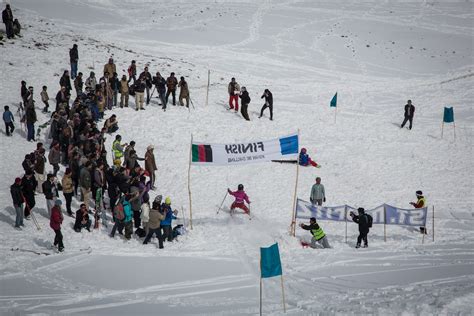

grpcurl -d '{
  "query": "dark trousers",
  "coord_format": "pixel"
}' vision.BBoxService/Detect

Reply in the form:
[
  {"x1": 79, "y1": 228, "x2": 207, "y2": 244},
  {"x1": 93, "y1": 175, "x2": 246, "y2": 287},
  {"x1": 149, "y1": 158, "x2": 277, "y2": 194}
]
[
  {"x1": 5, "y1": 121, "x2": 14, "y2": 136},
  {"x1": 43, "y1": 100, "x2": 49, "y2": 112},
  {"x1": 241, "y1": 103, "x2": 250, "y2": 121},
  {"x1": 357, "y1": 231, "x2": 368, "y2": 246},
  {"x1": 143, "y1": 228, "x2": 164, "y2": 248},
  {"x1": 259, "y1": 104, "x2": 273, "y2": 120},
  {"x1": 5, "y1": 21, "x2": 14, "y2": 38},
  {"x1": 63, "y1": 192, "x2": 73, "y2": 215},
  {"x1": 51, "y1": 163, "x2": 59, "y2": 177},
  {"x1": 133, "y1": 210, "x2": 141, "y2": 229},
  {"x1": 401, "y1": 116, "x2": 413, "y2": 129},
  {"x1": 161, "y1": 225, "x2": 173, "y2": 242},
  {"x1": 24, "y1": 198, "x2": 34, "y2": 217},
  {"x1": 166, "y1": 90, "x2": 176, "y2": 105},
  {"x1": 54, "y1": 229, "x2": 64, "y2": 250},
  {"x1": 146, "y1": 86, "x2": 151, "y2": 105},
  {"x1": 26, "y1": 123, "x2": 35, "y2": 141},
  {"x1": 158, "y1": 91, "x2": 166, "y2": 109},
  {"x1": 110, "y1": 221, "x2": 124, "y2": 237},
  {"x1": 71, "y1": 62, "x2": 78, "y2": 79}
]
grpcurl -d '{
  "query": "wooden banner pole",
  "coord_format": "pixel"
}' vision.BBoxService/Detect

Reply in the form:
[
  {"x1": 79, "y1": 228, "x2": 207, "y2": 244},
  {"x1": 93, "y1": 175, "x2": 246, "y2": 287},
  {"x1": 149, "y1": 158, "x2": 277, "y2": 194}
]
[
  {"x1": 259, "y1": 255, "x2": 262, "y2": 316},
  {"x1": 383, "y1": 204, "x2": 387, "y2": 242},
  {"x1": 290, "y1": 129, "x2": 300, "y2": 236},
  {"x1": 205, "y1": 69, "x2": 210, "y2": 107},
  {"x1": 441, "y1": 121, "x2": 444, "y2": 139},
  {"x1": 432, "y1": 205, "x2": 435, "y2": 242},
  {"x1": 345, "y1": 205, "x2": 348, "y2": 243},
  {"x1": 188, "y1": 134, "x2": 193, "y2": 230},
  {"x1": 281, "y1": 275, "x2": 287, "y2": 313},
  {"x1": 453, "y1": 122, "x2": 456, "y2": 140},
  {"x1": 334, "y1": 107, "x2": 337, "y2": 124}
]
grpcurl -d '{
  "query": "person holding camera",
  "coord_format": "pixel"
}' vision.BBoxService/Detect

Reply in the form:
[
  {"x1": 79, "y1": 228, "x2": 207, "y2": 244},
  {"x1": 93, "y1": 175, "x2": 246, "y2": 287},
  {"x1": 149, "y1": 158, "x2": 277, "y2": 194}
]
[
  {"x1": 299, "y1": 217, "x2": 331, "y2": 248},
  {"x1": 350, "y1": 208, "x2": 371, "y2": 248},
  {"x1": 139, "y1": 66, "x2": 153, "y2": 105},
  {"x1": 258, "y1": 89, "x2": 273, "y2": 120}
]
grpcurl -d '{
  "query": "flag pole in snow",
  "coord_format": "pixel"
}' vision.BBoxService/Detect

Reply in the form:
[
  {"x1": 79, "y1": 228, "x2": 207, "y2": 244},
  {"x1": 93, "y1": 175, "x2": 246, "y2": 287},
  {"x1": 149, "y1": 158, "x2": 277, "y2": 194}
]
[
  {"x1": 432, "y1": 205, "x2": 435, "y2": 242},
  {"x1": 205, "y1": 69, "x2": 210, "y2": 107},
  {"x1": 290, "y1": 129, "x2": 300, "y2": 236},
  {"x1": 383, "y1": 204, "x2": 387, "y2": 242},
  {"x1": 441, "y1": 107, "x2": 455, "y2": 140},
  {"x1": 330, "y1": 92, "x2": 338, "y2": 123},
  {"x1": 344, "y1": 205, "x2": 348, "y2": 243},
  {"x1": 188, "y1": 134, "x2": 193, "y2": 230},
  {"x1": 260, "y1": 243, "x2": 286, "y2": 314}
]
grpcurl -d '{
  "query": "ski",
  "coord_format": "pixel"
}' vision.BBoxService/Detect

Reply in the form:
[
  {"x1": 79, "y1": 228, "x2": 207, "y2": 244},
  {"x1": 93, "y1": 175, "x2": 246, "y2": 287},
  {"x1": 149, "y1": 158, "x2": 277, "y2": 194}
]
[{"x1": 11, "y1": 248, "x2": 52, "y2": 256}]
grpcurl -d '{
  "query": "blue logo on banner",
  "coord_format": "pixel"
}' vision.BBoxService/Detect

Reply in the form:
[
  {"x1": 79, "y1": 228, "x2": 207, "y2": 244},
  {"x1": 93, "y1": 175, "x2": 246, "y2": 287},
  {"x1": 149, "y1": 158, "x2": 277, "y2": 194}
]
[{"x1": 279, "y1": 135, "x2": 298, "y2": 155}]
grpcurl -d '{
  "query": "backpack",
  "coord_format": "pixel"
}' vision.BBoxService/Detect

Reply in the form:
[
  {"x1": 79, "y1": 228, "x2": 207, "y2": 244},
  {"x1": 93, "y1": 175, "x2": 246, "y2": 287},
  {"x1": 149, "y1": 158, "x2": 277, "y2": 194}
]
[
  {"x1": 113, "y1": 203, "x2": 125, "y2": 221},
  {"x1": 366, "y1": 214, "x2": 373, "y2": 228}
]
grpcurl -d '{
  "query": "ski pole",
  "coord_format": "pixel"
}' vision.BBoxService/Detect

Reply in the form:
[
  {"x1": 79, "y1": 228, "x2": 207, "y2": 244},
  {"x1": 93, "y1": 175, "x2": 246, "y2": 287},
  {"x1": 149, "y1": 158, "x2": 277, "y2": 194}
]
[
  {"x1": 189, "y1": 96, "x2": 195, "y2": 109},
  {"x1": 23, "y1": 196, "x2": 41, "y2": 230},
  {"x1": 217, "y1": 191, "x2": 228, "y2": 214},
  {"x1": 150, "y1": 86, "x2": 156, "y2": 99}
]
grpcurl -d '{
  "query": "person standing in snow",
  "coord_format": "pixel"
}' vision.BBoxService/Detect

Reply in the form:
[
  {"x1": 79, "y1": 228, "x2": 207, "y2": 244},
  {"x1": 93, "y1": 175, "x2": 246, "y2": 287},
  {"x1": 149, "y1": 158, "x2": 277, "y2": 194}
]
[
  {"x1": 239, "y1": 86, "x2": 251, "y2": 121},
  {"x1": 69, "y1": 44, "x2": 79, "y2": 79},
  {"x1": 42, "y1": 173, "x2": 59, "y2": 217},
  {"x1": 79, "y1": 161, "x2": 92, "y2": 210},
  {"x1": 144, "y1": 145, "x2": 157, "y2": 189},
  {"x1": 178, "y1": 76, "x2": 190, "y2": 107},
  {"x1": 25, "y1": 88, "x2": 37, "y2": 142},
  {"x1": 166, "y1": 72, "x2": 178, "y2": 106},
  {"x1": 50, "y1": 199, "x2": 64, "y2": 252},
  {"x1": 133, "y1": 76, "x2": 146, "y2": 111},
  {"x1": 21, "y1": 171, "x2": 37, "y2": 219},
  {"x1": 228, "y1": 77, "x2": 240, "y2": 111},
  {"x1": 3, "y1": 105, "x2": 15, "y2": 136},
  {"x1": 299, "y1": 148, "x2": 321, "y2": 168},
  {"x1": 410, "y1": 190, "x2": 427, "y2": 234},
  {"x1": 85, "y1": 71, "x2": 97, "y2": 91},
  {"x1": 401, "y1": 99, "x2": 415, "y2": 130},
  {"x1": 2, "y1": 4, "x2": 14, "y2": 39},
  {"x1": 34, "y1": 147, "x2": 46, "y2": 193},
  {"x1": 74, "y1": 72, "x2": 83, "y2": 96},
  {"x1": 139, "y1": 67, "x2": 153, "y2": 105},
  {"x1": 61, "y1": 168, "x2": 74, "y2": 217},
  {"x1": 310, "y1": 177, "x2": 326, "y2": 206},
  {"x1": 119, "y1": 75, "x2": 129, "y2": 108},
  {"x1": 160, "y1": 197, "x2": 178, "y2": 242},
  {"x1": 350, "y1": 208, "x2": 371, "y2": 248},
  {"x1": 112, "y1": 135, "x2": 127, "y2": 167},
  {"x1": 227, "y1": 184, "x2": 251, "y2": 215},
  {"x1": 300, "y1": 217, "x2": 331, "y2": 248},
  {"x1": 143, "y1": 198, "x2": 167, "y2": 248},
  {"x1": 152, "y1": 72, "x2": 167, "y2": 109},
  {"x1": 48, "y1": 142, "x2": 61, "y2": 177},
  {"x1": 40, "y1": 86, "x2": 50, "y2": 113},
  {"x1": 127, "y1": 60, "x2": 137, "y2": 83},
  {"x1": 59, "y1": 70, "x2": 72, "y2": 96},
  {"x1": 11, "y1": 177, "x2": 24, "y2": 228},
  {"x1": 103, "y1": 58, "x2": 116, "y2": 80},
  {"x1": 258, "y1": 89, "x2": 273, "y2": 120}
]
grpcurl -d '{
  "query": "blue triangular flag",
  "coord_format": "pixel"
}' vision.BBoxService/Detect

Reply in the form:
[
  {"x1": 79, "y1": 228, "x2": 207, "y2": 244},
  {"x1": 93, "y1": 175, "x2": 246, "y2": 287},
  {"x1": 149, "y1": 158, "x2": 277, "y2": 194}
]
[
  {"x1": 330, "y1": 92, "x2": 337, "y2": 107},
  {"x1": 260, "y1": 243, "x2": 282, "y2": 278},
  {"x1": 443, "y1": 107, "x2": 454, "y2": 123}
]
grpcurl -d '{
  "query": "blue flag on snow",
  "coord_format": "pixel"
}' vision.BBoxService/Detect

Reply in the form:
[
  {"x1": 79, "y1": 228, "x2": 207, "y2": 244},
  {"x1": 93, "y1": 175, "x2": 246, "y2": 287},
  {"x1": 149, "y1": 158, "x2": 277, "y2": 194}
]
[
  {"x1": 260, "y1": 243, "x2": 282, "y2": 278},
  {"x1": 443, "y1": 107, "x2": 454, "y2": 123},
  {"x1": 330, "y1": 92, "x2": 337, "y2": 107}
]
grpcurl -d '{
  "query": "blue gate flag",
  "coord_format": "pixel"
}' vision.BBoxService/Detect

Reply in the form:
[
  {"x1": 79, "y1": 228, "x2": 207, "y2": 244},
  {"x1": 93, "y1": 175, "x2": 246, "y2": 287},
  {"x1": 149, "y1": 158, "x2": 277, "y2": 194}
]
[
  {"x1": 260, "y1": 243, "x2": 282, "y2": 278},
  {"x1": 443, "y1": 107, "x2": 454, "y2": 123},
  {"x1": 330, "y1": 92, "x2": 337, "y2": 107}
]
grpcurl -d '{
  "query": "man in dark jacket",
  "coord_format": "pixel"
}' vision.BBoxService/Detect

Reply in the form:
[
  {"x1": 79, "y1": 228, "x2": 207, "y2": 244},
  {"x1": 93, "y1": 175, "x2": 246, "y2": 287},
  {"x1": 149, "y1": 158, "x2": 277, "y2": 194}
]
[
  {"x1": 165, "y1": 72, "x2": 178, "y2": 106},
  {"x1": 239, "y1": 87, "x2": 251, "y2": 121},
  {"x1": 139, "y1": 67, "x2": 153, "y2": 105},
  {"x1": 2, "y1": 4, "x2": 14, "y2": 39},
  {"x1": 350, "y1": 208, "x2": 370, "y2": 248},
  {"x1": 74, "y1": 72, "x2": 83, "y2": 96},
  {"x1": 69, "y1": 44, "x2": 79, "y2": 79},
  {"x1": 11, "y1": 178, "x2": 24, "y2": 228},
  {"x1": 152, "y1": 72, "x2": 167, "y2": 109},
  {"x1": 59, "y1": 70, "x2": 72, "y2": 96},
  {"x1": 42, "y1": 174, "x2": 58, "y2": 217},
  {"x1": 25, "y1": 96, "x2": 37, "y2": 142},
  {"x1": 401, "y1": 99, "x2": 415, "y2": 130},
  {"x1": 74, "y1": 204, "x2": 91, "y2": 232},
  {"x1": 21, "y1": 171, "x2": 37, "y2": 219},
  {"x1": 259, "y1": 89, "x2": 273, "y2": 120}
]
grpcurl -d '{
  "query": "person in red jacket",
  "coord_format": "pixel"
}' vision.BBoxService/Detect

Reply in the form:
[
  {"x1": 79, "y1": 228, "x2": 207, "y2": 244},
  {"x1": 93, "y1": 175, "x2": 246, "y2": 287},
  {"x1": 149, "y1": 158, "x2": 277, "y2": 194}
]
[
  {"x1": 227, "y1": 184, "x2": 251, "y2": 215},
  {"x1": 50, "y1": 199, "x2": 64, "y2": 252}
]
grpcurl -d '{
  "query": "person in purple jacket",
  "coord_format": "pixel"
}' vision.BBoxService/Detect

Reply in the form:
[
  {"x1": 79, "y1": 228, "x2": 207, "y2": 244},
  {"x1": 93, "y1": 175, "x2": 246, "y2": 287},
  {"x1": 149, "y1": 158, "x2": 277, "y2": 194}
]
[{"x1": 227, "y1": 184, "x2": 251, "y2": 214}]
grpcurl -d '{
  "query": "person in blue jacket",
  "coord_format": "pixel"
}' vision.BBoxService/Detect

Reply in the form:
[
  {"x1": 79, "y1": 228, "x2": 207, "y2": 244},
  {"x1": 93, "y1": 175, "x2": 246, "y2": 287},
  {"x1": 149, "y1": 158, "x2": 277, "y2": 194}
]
[
  {"x1": 122, "y1": 194, "x2": 133, "y2": 240},
  {"x1": 160, "y1": 197, "x2": 178, "y2": 242},
  {"x1": 299, "y1": 148, "x2": 321, "y2": 168},
  {"x1": 3, "y1": 105, "x2": 15, "y2": 136}
]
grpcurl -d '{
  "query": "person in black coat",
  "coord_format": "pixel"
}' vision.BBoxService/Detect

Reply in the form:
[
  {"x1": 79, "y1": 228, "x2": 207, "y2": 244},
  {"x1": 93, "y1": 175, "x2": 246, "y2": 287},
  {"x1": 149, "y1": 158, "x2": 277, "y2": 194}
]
[
  {"x1": 2, "y1": 4, "x2": 14, "y2": 39},
  {"x1": 11, "y1": 178, "x2": 24, "y2": 228},
  {"x1": 69, "y1": 44, "x2": 79, "y2": 79},
  {"x1": 239, "y1": 87, "x2": 251, "y2": 121},
  {"x1": 74, "y1": 204, "x2": 91, "y2": 232},
  {"x1": 42, "y1": 174, "x2": 58, "y2": 217},
  {"x1": 259, "y1": 89, "x2": 273, "y2": 120},
  {"x1": 20, "y1": 81, "x2": 28, "y2": 104},
  {"x1": 59, "y1": 70, "x2": 72, "y2": 95},
  {"x1": 401, "y1": 99, "x2": 415, "y2": 130},
  {"x1": 350, "y1": 207, "x2": 370, "y2": 248},
  {"x1": 21, "y1": 171, "x2": 37, "y2": 219}
]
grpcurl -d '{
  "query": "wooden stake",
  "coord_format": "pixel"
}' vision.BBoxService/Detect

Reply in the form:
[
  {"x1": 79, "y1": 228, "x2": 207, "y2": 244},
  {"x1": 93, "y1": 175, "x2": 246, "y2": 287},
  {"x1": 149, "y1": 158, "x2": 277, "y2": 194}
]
[
  {"x1": 290, "y1": 129, "x2": 300, "y2": 236},
  {"x1": 344, "y1": 206, "x2": 348, "y2": 243},
  {"x1": 441, "y1": 121, "x2": 444, "y2": 139},
  {"x1": 205, "y1": 69, "x2": 210, "y2": 107},
  {"x1": 188, "y1": 134, "x2": 193, "y2": 230},
  {"x1": 383, "y1": 204, "x2": 387, "y2": 242},
  {"x1": 260, "y1": 277, "x2": 262, "y2": 316},
  {"x1": 334, "y1": 107, "x2": 337, "y2": 124},
  {"x1": 422, "y1": 229, "x2": 425, "y2": 244},
  {"x1": 432, "y1": 205, "x2": 435, "y2": 242},
  {"x1": 453, "y1": 122, "x2": 456, "y2": 140},
  {"x1": 281, "y1": 275, "x2": 287, "y2": 313}
]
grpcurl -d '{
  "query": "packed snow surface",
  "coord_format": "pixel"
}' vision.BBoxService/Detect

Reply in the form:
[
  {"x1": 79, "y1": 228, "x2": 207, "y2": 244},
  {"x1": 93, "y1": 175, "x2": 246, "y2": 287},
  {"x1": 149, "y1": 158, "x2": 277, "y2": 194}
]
[{"x1": 0, "y1": 0, "x2": 473, "y2": 315}]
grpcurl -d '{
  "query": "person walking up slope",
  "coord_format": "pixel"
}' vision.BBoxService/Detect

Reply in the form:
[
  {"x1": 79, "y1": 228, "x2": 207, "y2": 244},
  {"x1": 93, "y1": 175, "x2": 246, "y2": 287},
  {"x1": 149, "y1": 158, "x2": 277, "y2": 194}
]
[
  {"x1": 258, "y1": 89, "x2": 273, "y2": 120},
  {"x1": 401, "y1": 99, "x2": 415, "y2": 130},
  {"x1": 227, "y1": 184, "x2": 251, "y2": 215}
]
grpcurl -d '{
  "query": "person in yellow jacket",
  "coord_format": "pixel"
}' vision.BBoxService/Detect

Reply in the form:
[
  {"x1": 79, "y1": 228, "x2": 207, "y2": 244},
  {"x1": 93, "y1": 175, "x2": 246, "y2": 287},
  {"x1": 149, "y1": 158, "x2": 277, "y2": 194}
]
[
  {"x1": 300, "y1": 217, "x2": 331, "y2": 248},
  {"x1": 112, "y1": 135, "x2": 127, "y2": 167},
  {"x1": 410, "y1": 190, "x2": 427, "y2": 234}
]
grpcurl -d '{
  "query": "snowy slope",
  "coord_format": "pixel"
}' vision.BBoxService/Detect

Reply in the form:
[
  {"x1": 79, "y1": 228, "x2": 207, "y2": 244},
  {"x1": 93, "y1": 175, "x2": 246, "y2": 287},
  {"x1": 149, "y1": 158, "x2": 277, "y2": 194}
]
[{"x1": 0, "y1": 0, "x2": 473, "y2": 315}]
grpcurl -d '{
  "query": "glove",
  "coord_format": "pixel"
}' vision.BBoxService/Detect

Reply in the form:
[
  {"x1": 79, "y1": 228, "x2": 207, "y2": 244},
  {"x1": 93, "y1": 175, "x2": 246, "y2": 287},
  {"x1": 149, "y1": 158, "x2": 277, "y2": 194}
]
[
  {"x1": 323, "y1": 197, "x2": 326, "y2": 202},
  {"x1": 315, "y1": 165, "x2": 321, "y2": 168}
]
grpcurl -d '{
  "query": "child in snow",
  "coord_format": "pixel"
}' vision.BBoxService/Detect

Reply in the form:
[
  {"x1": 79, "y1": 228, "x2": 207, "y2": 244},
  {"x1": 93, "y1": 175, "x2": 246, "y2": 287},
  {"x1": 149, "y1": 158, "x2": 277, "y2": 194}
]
[
  {"x1": 299, "y1": 148, "x2": 321, "y2": 168},
  {"x1": 410, "y1": 190, "x2": 427, "y2": 234},
  {"x1": 300, "y1": 217, "x2": 331, "y2": 248},
  {"x1": 3, "y1": 105, "x2": 15, "y2": 136},
  {"x1": 228, "y1": 184, "x2": 251, "y2": 214},
  {"x1": 40, "y1": 86, "x2": 49, "y2": 113}
]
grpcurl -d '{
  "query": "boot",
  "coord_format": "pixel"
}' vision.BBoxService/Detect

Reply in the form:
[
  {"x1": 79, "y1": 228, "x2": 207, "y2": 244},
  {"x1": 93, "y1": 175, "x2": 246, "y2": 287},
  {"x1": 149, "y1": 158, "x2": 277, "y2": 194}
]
[
  {"x1": 355, "y1": 244, "x2": 360, "y2": 249},
  {"x1": 363, "y1": 244, "x2": 368, "y2": 248}
]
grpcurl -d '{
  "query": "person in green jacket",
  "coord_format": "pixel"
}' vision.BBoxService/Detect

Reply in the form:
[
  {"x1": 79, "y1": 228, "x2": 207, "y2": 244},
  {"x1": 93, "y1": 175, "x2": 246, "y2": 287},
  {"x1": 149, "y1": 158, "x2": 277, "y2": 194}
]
[
  {"x1": 310, "y1": 177, "x2": 326, "y2": 206},
  {"x1": 300, "y1": 217, "x2": 331, "y2": 248}
]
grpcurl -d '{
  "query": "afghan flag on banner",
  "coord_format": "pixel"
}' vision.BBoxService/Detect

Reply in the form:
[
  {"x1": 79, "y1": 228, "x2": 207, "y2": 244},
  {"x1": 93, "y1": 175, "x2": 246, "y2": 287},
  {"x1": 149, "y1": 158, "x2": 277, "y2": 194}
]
[{"x1": 191, "y1": 133, "x2": 299, "y2": 166}]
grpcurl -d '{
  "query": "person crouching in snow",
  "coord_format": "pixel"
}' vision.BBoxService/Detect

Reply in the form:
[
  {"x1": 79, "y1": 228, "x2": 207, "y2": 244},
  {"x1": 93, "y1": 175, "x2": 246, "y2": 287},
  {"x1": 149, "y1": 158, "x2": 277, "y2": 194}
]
[
  {"x1": 228, "y1": 184, "x2": 251, "y2": 214},
  {"x1": 299, "y1": 217, "x2": 331, "y2": 248},
  {"x1": 299, "y1": 148, "x2": 321, "y2": 168}
]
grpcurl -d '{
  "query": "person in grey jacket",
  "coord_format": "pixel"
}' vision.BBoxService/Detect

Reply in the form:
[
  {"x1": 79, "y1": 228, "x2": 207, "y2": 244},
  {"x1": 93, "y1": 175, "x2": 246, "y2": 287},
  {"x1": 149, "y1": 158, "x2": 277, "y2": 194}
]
[
  {"x1": 79, "y1": 161, "x2": 92, "y2": 210},
  {"x1": 310, "y1": 177, "x2": 325, "y2": 206}
]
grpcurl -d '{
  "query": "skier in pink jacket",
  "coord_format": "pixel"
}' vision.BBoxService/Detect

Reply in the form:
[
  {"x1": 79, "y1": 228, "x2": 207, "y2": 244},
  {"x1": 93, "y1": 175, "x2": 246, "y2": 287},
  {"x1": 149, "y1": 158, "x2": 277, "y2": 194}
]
[{"x1": 228, "y1": 184, "x2": 251, "y2": 214}]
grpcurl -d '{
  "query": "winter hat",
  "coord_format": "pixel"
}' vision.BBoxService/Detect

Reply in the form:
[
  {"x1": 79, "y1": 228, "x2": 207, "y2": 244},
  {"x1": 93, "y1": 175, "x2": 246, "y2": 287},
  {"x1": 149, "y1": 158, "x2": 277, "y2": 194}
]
[
  {"x1": 357, "y1": 207, "x2": 365, "y2": 213},
  {"x1": 301, "y1": 148, "x2": 307, "y2": 153},
  {"x1": 147, "y1": 145, "x2": 154, "y2": 151},
  {"x1": 154, "y1": 195, "x2": 163, "y2": 203},
  {"x1": 165, "y1": 197, "x2": 171, "y2": 205},
  {"x1": 55, "y1": 199, "x2": 62, "y2": 206},
  {"x1": 416, "y1": 190, "x2": 423, "y2": 196},
  {"x1": 15, "y1": 177, "x2": 22, "y2": 184}
]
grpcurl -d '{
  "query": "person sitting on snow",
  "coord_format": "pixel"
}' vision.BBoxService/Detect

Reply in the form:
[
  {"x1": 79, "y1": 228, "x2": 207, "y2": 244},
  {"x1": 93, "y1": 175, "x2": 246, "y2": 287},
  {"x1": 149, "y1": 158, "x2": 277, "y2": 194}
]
[
  {"x1": 299, "y1": 217, "x2": 331, "y2": 248},
  {"x1": 103, "y1": 114, "x2": 118, "y2": 134},
  {"x1": 74, "y1": 204, "x2": 91, "y2": 232},
  {"x1": 227, "y1": 184, "x2": 251, "y2": 214},
  {"x1": 299, "y1": 148, "x2": 321, "y2": 168}
]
